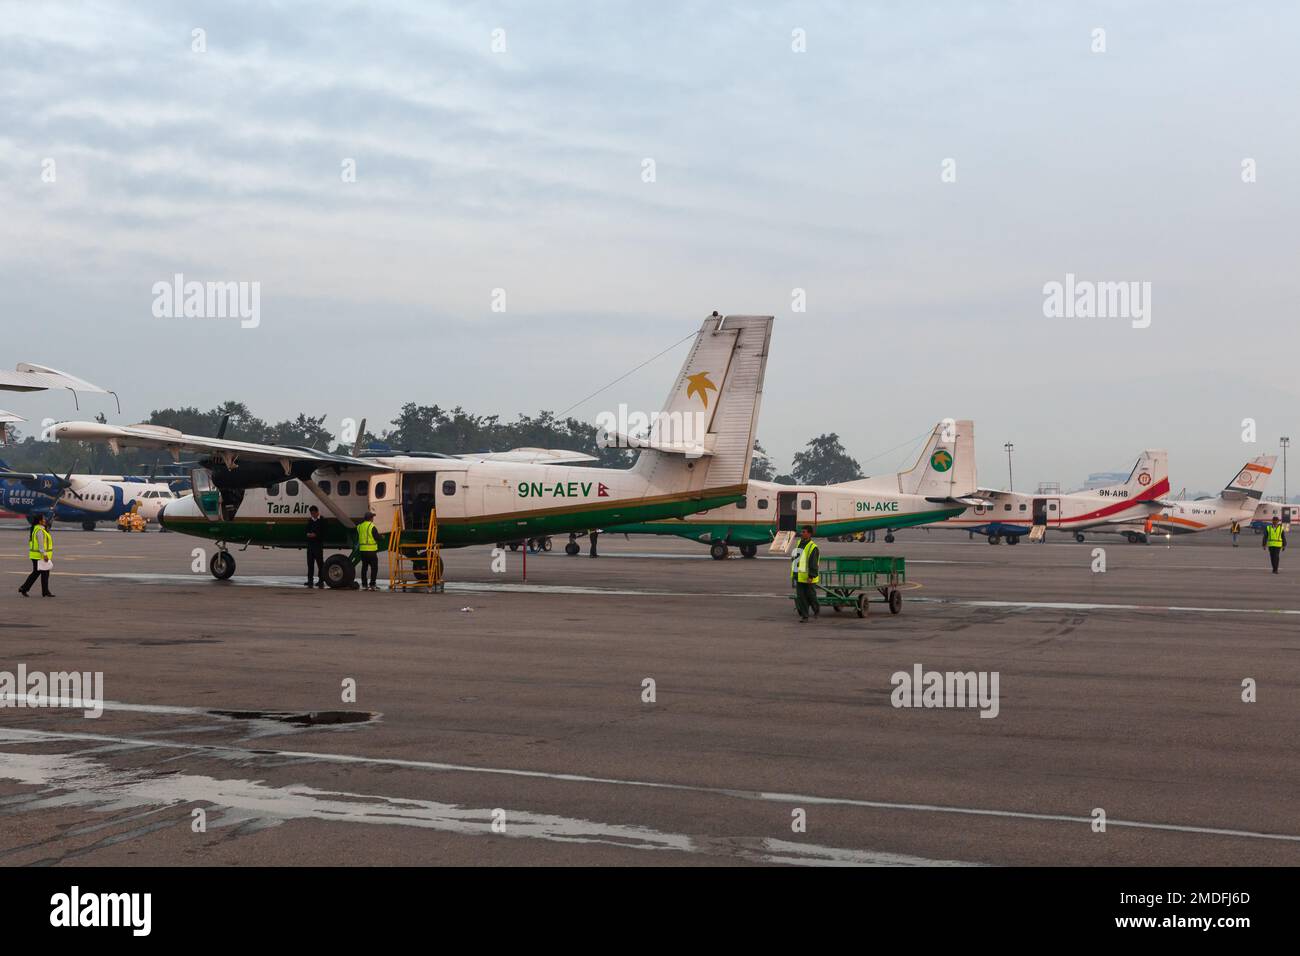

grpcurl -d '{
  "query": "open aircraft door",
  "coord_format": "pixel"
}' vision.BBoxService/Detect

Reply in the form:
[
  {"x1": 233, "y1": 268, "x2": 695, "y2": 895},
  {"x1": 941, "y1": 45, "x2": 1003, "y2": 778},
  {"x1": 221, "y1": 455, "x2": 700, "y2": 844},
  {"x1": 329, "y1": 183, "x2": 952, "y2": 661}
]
[
  {"x1": 777, "y1": 490, "x2": 818, "y2": 532},
  {"x1": 190, "y1": 467, "x2": 222, "y2": 522},
  {"x1": 1032, "y1": 497, "x2": 1061, "y2": 527},
  {"x1": 368, "y1": 471, "x2": 400, "y2": 537}
]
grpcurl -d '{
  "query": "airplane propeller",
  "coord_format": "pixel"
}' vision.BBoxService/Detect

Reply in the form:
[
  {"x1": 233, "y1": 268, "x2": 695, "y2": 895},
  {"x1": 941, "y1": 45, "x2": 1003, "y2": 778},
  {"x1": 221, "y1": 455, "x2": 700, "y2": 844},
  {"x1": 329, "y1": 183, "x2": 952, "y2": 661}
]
[{"x1": 53, "y1": 462, "x2": 84, "y2": 500}]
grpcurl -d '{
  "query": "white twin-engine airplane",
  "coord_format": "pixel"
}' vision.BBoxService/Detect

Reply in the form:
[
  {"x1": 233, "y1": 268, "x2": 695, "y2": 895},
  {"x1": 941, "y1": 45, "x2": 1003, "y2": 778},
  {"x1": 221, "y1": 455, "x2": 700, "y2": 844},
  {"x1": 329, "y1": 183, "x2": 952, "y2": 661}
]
[
  {"x1": 1096, "y1": 455, "x2": 1276, "y2": 540},
  {"x1": 931, "y1": 450, "x2": 1171, "y2": 544},
  {"x1": 604, "y1": 419, "x2": 981, "y2": 558},
  {"x1": 54, "y1": 313, "x2": 773, "y2": 587}
]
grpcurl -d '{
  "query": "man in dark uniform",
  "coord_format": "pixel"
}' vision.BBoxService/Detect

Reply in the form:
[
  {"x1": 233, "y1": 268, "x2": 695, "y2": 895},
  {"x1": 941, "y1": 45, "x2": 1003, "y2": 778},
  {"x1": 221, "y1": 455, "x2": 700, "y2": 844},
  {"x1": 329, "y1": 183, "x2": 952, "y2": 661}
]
[
  {"x1": 791, "y1": 525, "x2": 820, "y2": 622},
  {"x1": 589, "y1": 529, "x2": 600, "y2": 558},
  {"x1": 305, "y1": 505, "x2": 326, "y2": 588}
]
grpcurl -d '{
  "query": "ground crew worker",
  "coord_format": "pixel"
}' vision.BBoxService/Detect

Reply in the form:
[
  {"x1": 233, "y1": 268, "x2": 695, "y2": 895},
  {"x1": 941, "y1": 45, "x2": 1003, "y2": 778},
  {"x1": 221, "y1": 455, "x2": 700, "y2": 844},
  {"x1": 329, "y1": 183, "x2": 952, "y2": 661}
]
[
  {"x1": 791, "y1": 524, "x2": 820, "y2": 622},
  {"x1": 589, "y1": 529, "x2": 600, "y2": 558},
  {"x1": 357, "y1": 510, "x2": 381, "y2": 591},
  {"x1": 1230, "y1": 520, "x2": 1240, "y2": 546},
  {"x1": 1263, "y1": 515, "x2": 1286, "y2": 574},
  {"x1": 19, "y1": 513, "x2": 54, "y2": 598},
  {"x1": 305, "y1": 505, "x2": 326, "y2": 588}
]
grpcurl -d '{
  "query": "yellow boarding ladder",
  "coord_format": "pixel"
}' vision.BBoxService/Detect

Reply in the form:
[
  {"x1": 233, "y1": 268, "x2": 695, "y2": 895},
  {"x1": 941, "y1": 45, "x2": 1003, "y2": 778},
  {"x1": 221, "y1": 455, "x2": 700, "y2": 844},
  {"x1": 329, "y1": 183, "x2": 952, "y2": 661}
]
[{"x1": 386, "y1": 506, "x2": 444, "y2": 592}]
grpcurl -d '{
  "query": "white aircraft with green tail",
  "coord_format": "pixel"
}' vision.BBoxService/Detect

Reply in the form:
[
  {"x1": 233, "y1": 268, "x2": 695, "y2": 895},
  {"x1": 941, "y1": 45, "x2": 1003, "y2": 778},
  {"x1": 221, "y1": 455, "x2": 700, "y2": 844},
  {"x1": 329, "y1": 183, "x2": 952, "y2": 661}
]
[
  {"x1": 602, "y1": 419, "x2": 979, "y2": 559},
  {"x1": 53, "y1": 314, "x2": 772, "y2": 586}
]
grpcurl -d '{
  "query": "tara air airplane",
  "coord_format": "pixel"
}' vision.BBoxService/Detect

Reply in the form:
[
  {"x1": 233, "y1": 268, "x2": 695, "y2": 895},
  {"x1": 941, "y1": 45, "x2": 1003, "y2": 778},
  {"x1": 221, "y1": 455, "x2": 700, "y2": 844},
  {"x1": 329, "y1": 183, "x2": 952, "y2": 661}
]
[
  {"x1": 930, "y1": 450, "x2": 1170, "y2": 544},
  {"x1": 54, "y1": 313, "x2": 773, "y2": 586},
  {"x1": 1094, "y1": 455, "x2": 1276, "y2": 540},
  {"x1": 0, "y1": 461, "x2": 179, "y2": 530},
  {"x1": 603, "y1": 419, "x2": 980, "y2": 558}
]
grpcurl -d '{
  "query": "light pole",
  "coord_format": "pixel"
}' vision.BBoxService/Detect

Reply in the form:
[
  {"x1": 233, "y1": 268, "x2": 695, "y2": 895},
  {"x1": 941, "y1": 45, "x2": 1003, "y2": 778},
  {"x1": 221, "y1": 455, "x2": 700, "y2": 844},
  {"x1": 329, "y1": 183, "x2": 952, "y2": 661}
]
[
  {"x1": 1004, "y1": 442, "x2": 1014, "y2": 492},
  {"x1": 1282, "y1": 436, "x2": 1290, "y2": 502}
]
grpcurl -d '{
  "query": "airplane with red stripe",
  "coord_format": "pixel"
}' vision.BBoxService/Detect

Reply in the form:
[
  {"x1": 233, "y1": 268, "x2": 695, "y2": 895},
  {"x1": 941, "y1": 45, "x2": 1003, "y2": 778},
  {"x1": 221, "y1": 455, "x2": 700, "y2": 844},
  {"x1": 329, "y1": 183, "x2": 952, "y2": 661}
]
[
  {"x1": 1096, "y1": 455, "x2": 1276, "y2": 541},
  {"x1": 927, "y1": 450, "x2": 1169, "y2": 545}
]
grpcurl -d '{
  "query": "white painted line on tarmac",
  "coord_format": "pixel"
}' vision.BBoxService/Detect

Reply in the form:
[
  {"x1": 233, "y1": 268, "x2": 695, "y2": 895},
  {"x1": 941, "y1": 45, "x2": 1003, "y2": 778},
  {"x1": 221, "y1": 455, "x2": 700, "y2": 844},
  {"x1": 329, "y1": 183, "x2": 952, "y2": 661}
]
[
  {"x1": 65, "y1": 571, "x2": 1300, "y2": 614},
  {"x1": 1, "y1": 726, "x2": 1296, "y2": 846},
  {"x1": 0, "y1": 735, "x2": 974, "y2": 866}
]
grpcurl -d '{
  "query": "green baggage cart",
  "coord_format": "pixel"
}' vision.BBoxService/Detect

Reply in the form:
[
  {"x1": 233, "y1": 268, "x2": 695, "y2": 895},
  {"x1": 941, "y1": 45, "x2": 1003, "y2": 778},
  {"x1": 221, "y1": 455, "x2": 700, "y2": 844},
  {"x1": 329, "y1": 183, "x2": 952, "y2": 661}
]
[{"x1": 791, "y1": 555, "x2": 906, "y2": 618}]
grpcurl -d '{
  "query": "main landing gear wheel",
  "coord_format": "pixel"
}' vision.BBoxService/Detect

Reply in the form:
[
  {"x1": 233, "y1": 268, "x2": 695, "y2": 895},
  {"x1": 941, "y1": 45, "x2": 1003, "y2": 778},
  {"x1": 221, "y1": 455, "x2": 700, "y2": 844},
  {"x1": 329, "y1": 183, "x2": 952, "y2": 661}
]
[
  {"x1": 988, "y1": 535, "x2": 1001, "y2": 545},
  {"x1": 565, "y1": 541, "x2": 580, "y2": 556},
  {"x1": 1075, "y1": 532, "x2": 1086, "y2": 543},
  {"x1": 710, "y1": 541, "x2": 729, "y2": 560},
  {"x1": 82, "y1": 521, "x2": 96, "y2": 532},
  {"x1": 541, "y1": 536, "x2": 552, "y2": 552},
  {"x1": 1006, "y1": 535, "x2": 1020, "y2": 545},
  {"x1": 884, "y1": 533, "x2": 895, "y2": 543},
  {"x1": 888, "y1": 589, "x2": 903, "y2": 614},
  {"x1": 209, "y1": 551, "x2": 236, "y2": 580},
  {"x1": 739, "y1": 543, "x2": 758, "y2": 559},
  {"x1": 323, "y1": 554, "x2": 356, "y2": 589}
]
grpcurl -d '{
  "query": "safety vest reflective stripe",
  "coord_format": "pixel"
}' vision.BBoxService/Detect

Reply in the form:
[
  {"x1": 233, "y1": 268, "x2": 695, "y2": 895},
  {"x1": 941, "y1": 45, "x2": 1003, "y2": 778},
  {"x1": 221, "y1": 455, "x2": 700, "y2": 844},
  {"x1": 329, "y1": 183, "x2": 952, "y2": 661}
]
[
  {"x1": 1266, "y1": 525, "x2": 1284, "y2": 546},
  {"x1": 357, "y1": 521, "x2": 379, "y2": 551}
]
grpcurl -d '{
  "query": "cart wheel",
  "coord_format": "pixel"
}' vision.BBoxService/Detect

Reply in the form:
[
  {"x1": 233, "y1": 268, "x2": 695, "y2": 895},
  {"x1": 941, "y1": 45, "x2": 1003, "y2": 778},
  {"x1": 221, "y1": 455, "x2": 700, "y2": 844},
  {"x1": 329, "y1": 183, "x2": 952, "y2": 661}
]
[
  {"x1": 855, "y1": 593, "x2": 868, "y2": 618},
  {"x1": 889, "y1": 589, "x2": 903, "y2": 614}
]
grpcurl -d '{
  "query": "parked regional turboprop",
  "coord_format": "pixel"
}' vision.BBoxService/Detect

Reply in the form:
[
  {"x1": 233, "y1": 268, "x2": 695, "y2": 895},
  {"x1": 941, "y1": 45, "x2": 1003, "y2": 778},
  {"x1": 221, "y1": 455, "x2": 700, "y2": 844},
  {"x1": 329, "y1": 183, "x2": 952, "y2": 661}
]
[
  {"x1": 602, "y1": 419, "x2": 979, "y2": 558},
  {"x1": 1095, "y1": 455, "x2": 1276, "y2": 540},
  {"x1": 54, "y1": 313, "x2": 772, "y2": 586},
  {"x1": 930, "y1": 450, "x2": 1170, "y2": 544}
]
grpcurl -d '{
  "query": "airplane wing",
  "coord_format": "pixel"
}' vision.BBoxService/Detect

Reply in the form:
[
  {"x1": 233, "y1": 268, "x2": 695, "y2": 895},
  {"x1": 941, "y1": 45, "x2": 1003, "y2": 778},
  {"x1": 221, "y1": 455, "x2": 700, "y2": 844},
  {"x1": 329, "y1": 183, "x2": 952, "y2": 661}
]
[
  {"x1": 53, "y1": 421, "x2": 387, "y2": 475},
  {"x1": 0, "y1": 470, "x2": 40, "y2": 481},
  {"x1": 456, "y1": 447, "x2": 599, "y2": 464},
  {"x1": 0, "y1": 364, "x2": 119, "y2": 410}
]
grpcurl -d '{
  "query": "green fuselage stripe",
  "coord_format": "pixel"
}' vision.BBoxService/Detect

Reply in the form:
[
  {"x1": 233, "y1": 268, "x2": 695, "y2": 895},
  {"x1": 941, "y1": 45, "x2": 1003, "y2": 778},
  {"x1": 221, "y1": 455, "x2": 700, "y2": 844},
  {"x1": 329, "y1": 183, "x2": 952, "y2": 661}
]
[{"x1": 163, "y1": 492, "x2": 746, "y2": 549}]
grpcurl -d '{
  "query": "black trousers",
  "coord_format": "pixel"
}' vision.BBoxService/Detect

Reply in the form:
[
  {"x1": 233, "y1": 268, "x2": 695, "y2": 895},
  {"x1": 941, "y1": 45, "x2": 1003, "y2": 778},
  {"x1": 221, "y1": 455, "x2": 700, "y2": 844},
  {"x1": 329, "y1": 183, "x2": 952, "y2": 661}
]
[
  {"x1": 306, "y1": 545, "x2": 325, "y2": 584},
  {"x1": 1268, "y1": 546, "x2": 1282, "y2": 572},
  {"x1": 360, "y1": 552, "x2": 379, "y2": 587},
  {"x1": 20, "y1": 560, "x2": 51, "y2": 596},
  {"x1": 794, "y1": 582, "x2": 819, "y2": 619}
]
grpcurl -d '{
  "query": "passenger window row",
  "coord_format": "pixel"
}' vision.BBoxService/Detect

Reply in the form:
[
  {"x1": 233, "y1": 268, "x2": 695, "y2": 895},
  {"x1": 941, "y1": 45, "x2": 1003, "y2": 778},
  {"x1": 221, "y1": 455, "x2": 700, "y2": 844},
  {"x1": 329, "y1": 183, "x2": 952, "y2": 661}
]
[{"x1": 269, "y1": 479, "x2": 387, "y2": 498}]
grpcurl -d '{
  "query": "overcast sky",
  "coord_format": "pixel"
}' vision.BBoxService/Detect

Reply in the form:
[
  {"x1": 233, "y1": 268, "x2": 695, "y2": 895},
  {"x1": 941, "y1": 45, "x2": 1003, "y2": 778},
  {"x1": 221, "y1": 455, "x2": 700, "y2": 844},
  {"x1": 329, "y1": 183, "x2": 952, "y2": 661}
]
[{"x1": 1, "y1": 1, "x2": 1297, "y2": 495}]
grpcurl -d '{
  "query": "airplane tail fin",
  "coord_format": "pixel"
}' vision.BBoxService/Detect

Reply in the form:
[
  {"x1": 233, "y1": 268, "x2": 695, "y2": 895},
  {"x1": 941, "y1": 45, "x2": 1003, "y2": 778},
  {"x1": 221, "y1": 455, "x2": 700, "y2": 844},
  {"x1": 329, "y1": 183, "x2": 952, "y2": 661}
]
[
  {"x1": 1222, "y1": 455, "x2": 1275, "y2": 500},
  {"x1": 1107, "y1": 449, "x2": 1169, "y2": 500},
  {"x1": 898, "y1": 419, "x2": 977, "y2": 498},
  {"x1": 629, "y1": 313, "x2": 772, "y2": 497}
]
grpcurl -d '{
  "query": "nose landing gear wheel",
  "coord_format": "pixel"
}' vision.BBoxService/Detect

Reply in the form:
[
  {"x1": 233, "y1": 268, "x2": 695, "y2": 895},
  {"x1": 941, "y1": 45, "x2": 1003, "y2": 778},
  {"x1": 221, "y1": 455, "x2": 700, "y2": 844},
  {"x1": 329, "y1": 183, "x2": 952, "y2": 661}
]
[
  {"x1": 884, "y1": 533, "x2": 895, "y2": 543},
  {"x1": 323, "y1": 554, "x2": 356, "y2": 589},
  {"x1": 1074, "y1": 532, "x2": 1085, "y2": 543},
  {"x1": 209, "y1": 551, "x2": 236, "y2": 580},
  {"x1": 565, "y1": 541, "x2": 580, "y2": 556},
  {"x1": 709, "y1": 541, "x2": 729, "y2": 560}
]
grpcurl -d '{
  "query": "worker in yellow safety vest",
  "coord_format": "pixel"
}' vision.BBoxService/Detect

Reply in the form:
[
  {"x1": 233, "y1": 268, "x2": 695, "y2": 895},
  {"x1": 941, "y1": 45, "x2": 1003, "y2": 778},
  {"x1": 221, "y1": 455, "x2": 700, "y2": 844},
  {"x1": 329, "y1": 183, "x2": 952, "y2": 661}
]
[
  {"x1": 19, "y1": 513, "x2": 55, "y2": 598},
  {"x1": 791, "y1": 524, "x2": 820, "y2": 623},
  {"x1": 1263, "y1": 515, "x2": 1286, "y2": 574},
  {"x1": 357, "y1": 511, "x2": 381, "y2": 591}
]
